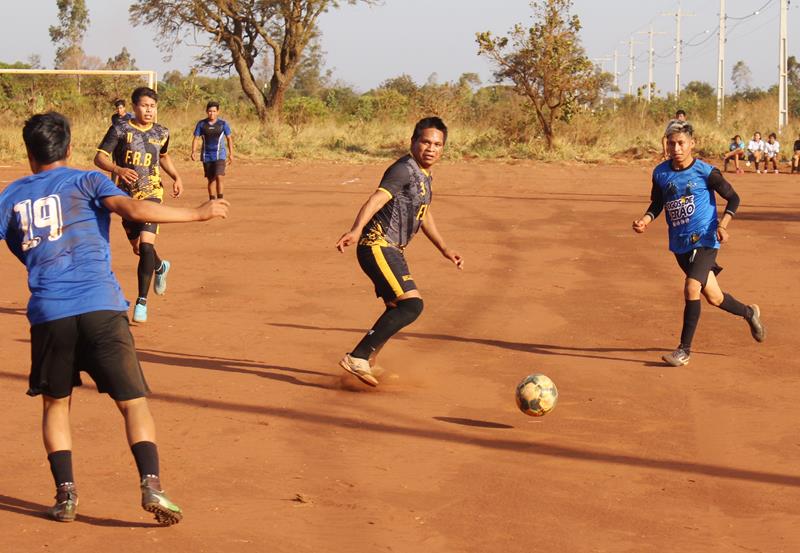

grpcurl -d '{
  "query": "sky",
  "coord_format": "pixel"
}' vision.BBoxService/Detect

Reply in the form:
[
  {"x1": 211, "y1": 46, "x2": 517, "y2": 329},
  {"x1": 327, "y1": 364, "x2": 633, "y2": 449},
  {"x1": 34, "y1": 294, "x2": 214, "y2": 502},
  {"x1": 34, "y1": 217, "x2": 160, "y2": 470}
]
[{"x1": 2, "y1": 0, "x2": 798, "y2": 95}]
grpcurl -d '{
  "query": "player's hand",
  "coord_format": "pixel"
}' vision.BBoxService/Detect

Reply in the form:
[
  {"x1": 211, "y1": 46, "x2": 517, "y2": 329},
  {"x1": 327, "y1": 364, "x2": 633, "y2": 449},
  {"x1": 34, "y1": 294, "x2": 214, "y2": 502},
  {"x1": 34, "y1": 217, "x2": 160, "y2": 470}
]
[
  {"x1": 336, "y1": 231, "x2": 359, "y2": 252},
  {"x1": 172, "y1": 178, "x2": 184, "y2": 198},
  {"x1": 117, "y1": 167, "x2": 139, "y2": 185},
  {"x1": 632, "y1": 219, "x2": 648, "y2": 233},
  {"x1": 197, "y1": 199, "x2": 230, "y2": 220},
  {"x1": 717, "y1": 226, "x2": 729, "y2": 244},
  {"x1": 190, "y1": 151, "x2": 198, "y2": 162},
  {"x1": 443, "y1": 248, "x2": 464, "y2": 270},
  {"x1": 227, "y1": 156, "x2": 233, "y2": 167}
]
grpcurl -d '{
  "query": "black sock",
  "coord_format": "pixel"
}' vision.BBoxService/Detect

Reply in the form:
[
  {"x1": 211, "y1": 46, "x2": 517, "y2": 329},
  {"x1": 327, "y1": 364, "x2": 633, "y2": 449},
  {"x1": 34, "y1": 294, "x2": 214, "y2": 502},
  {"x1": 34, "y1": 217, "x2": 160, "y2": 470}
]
[
  {"x1": 679, "y1": 299, "x2": 701, "y2": 352},
  {"x1": 718, "y1": 292, "x2": 752, "y2": 318},
  {"x1": 136, "y1": 296, "x2": 147, "y2": 306},
  {"x1": 351, "y1": 298, "x2": 424, "y2": 359},
  {"x1": 218, "y1": 193, "x2": 224, "y2": 199},
  {"x1": 209, "y1": 195, "x2": 216, "y2": 200},
  {"x1": 154, "y1": 251, "x2": 162, "y2": 273},
  {"x1": 48, "y1": 450, "x2": 74, "y2": 486},
  {"x1": 137, "y1": 243, "x2": 157, "y2": 299},
  {"x1": 131, "y1": 441, "x2": 160, "y2": 478}
]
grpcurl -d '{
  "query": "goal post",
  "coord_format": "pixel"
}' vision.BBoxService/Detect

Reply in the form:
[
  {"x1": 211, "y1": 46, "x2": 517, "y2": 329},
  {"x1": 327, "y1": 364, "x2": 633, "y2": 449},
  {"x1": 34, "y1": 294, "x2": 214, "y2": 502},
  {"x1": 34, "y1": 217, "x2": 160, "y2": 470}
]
[{"x1": 0, "y1": 69, "x2": 157, "y2": 91}]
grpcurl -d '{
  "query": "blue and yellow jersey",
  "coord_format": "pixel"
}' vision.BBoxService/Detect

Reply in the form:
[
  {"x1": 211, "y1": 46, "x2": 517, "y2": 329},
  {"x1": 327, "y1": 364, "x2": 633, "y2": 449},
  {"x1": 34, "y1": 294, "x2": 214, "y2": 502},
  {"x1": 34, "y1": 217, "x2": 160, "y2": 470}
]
[
  {"x1": 97, "y1": 120, "x2": 170, "y2": 200},
  {"x1": 0, "y1": 167, "x2": 129, "y2": 324},
  {"x1": 359, "y1": 154, "x2": 432, "y2": 249}
]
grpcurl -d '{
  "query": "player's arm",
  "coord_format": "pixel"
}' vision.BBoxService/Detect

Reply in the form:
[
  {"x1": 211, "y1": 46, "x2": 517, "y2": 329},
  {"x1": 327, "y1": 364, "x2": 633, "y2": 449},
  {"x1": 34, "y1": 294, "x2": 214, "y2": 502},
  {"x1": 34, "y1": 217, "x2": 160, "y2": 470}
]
[
  {"x1": 421, "y1": 209, "x2": 463, "y2": 269},
  {"x1": 708, "y1": 168, "x2": 740, "y2": 243},
  {"x1": 159, "y1": 153, "x2": 183, "y2": 198},
  {"x1": 190, "y1": 136, "x2": 202, "y2": 162},
  {"x1": 95, "y1": 126, "x2": 138, "y2": 185},
  {"x1": 335, "y1": 189, "x2": 391, "y2": 252},
  {"x1": 102, "y1": 195, "x2": 229, "y2": 223},
  {"x1": 632, "y1": 179, "x2": 663, "y2": 233},
  {"x1": 226, "y1": 134, "x2": 234, "y2": 165}
]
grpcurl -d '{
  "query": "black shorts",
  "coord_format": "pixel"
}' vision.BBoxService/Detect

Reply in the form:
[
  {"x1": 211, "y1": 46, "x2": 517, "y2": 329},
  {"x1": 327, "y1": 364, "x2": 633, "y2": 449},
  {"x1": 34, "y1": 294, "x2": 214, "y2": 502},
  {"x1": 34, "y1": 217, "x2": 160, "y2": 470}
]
[
  {"x1": 357, "y1": 244, "x2": 417, "y2": 301},
  {"x1": 122, "y1": 196, "x2": 161, "y2": 241},
  {"x1": 674, "y1": 247, "x2": 723, "y2": 287},
  {"x1": 203, "y1": 160, "x2": 226, "y2": 179},
  {"x1": 28, "y1": 310, "x2": 150, "y2": 401}
]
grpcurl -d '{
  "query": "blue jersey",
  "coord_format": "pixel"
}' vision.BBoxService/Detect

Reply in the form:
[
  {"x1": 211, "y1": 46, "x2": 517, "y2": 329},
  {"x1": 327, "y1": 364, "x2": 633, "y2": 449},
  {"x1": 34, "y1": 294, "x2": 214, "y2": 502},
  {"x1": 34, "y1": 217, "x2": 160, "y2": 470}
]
[
  {"x1": 0, "y1": 167, "x2": 130, "y2": 325},
  {"x1": 193, "y1": 118, "x2": 232, "y2": 161},
  {"x1": 651, "y1": 159, "x2": 720, "y2": 254}
]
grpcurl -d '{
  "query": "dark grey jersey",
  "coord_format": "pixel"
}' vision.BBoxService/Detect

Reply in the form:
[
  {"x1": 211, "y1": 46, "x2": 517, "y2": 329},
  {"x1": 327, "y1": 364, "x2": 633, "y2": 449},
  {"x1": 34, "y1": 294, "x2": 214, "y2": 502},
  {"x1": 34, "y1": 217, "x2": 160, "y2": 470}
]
[{"x1": 359, "y1": 154, "x2": 432, "y2": 249}]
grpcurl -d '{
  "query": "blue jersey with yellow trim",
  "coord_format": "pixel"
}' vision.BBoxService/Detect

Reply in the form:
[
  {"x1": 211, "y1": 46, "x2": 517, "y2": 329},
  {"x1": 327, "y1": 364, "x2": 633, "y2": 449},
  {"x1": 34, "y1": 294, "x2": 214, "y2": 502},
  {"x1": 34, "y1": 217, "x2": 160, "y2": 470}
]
[
  {"x1": 0, "y1": 167, "x2": 130, "y2": 324},
  {"x1": 652, "y1": 158, "x2": 720, "y2": 254}
]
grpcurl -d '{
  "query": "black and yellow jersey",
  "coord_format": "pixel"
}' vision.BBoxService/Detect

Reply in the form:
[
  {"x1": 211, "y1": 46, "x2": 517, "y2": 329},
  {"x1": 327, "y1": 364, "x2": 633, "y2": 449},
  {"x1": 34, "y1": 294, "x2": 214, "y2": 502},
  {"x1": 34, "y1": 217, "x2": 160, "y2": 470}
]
[
  {"x1": 97, "y1": 121, "x2": 170, "y2": 200},
  {"x1": 359, "y1": 154, "x2": 432, "y2": 249}
]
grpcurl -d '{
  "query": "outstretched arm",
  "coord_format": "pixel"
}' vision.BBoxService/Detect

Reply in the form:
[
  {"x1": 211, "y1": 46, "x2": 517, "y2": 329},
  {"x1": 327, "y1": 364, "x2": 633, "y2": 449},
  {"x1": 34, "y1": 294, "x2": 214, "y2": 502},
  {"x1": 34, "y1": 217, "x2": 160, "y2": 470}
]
[
  {"x1": 421, "y1": 210, "x2": 463, "y2": 269},
  {"x1": 335, "y1": 190, "x2": 391, "y2": 251},
  {"x1": 102, "y1": 196, "x2": 229, "y2": 223},
  {"x1": 632, "y1": 180, "x2": 664, "y2": 233}
]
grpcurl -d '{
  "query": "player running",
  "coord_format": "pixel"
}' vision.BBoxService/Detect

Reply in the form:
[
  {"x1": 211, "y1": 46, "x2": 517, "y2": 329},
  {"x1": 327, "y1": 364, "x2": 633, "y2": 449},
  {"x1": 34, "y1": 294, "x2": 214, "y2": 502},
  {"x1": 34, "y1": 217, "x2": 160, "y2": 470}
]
[
  {"x1": 111, "y1": 98, "x2": 133, "y2": 126},
  {"x1": 94, "y1": 87, "x2": 182, "y2": 323},
  {"x1": 335, "y1": 117, "x2": 463, "y2": 386},
  {"x1": 191, "y1": 100, "x2": 233, "y2": 200},
  {"x1": 0, "y1": 112, "x2": 229, "y2": 524},
  {"x1": 632, "y1": 121, "x2": 765, "y2": 367}
]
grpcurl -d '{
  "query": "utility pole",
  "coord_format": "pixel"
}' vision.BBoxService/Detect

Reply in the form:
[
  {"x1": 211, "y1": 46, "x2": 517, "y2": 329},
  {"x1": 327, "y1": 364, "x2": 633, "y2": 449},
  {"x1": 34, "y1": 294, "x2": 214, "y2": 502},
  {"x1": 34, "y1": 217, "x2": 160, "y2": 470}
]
[
  {"x1": 663, "y1": 3, "x2": 695, "y2": 97},
  {"x1": 639, "y1": 25, "x2": 667, "y2": 102},
  {"x1": 625, "y1": 36, "x2": 643, "y2": 96},
  {"x1": 613, "y1": 49, "x2": 619, "y2": 98},
  {"x1": 778, "y1": 0, "x2": 789, "y2": 130},
  {"x1": 716, "y1": 0, "x2": 726, "y2": 123}
]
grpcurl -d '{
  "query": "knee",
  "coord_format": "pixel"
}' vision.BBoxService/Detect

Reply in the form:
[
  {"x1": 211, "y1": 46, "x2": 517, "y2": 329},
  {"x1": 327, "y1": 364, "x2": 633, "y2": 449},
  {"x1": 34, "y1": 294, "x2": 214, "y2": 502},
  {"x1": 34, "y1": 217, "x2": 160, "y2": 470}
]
[
  {"x1": 396, "y1": 297, "x2": 424, "y2": 325},
  {"x1": 684, "y1": 280, "x2": 702, "y2": 300}
]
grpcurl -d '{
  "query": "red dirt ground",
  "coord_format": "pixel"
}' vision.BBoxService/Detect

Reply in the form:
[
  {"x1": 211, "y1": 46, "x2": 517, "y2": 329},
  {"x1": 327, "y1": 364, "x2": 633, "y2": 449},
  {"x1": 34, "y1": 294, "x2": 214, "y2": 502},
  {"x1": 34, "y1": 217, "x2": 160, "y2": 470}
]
[{"x1": 0, "y1": 160, "x2": 798, "y2": 553}]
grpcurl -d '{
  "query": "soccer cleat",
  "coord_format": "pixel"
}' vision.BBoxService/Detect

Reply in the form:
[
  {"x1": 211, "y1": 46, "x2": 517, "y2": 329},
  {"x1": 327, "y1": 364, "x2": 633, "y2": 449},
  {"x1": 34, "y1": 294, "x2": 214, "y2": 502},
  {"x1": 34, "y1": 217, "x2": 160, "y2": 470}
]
[
  {"x1": 746, "y1": 304, "x2": 766, "y2": 343},
  {"x1": 774, "y1": 170, "x2": 780, "y2": 174},
  {"x1": 141, "y1": 476, "x2": 183, "y2": 526},
  {"x1": 662, "y1": 347, "x2": 690, "y2": 367},
  {"x1": 133, "y1": 302, "x2": 147, "y2": 323},
  {"x1": 339, "y1": 353, "x2": 378, "y2": 387},
  {"x1": 49, "y1": 483, "x2": 78, "y2": 522},
  {"x1": 154, "y1": 260, "x2": 170, "y2": 296}
]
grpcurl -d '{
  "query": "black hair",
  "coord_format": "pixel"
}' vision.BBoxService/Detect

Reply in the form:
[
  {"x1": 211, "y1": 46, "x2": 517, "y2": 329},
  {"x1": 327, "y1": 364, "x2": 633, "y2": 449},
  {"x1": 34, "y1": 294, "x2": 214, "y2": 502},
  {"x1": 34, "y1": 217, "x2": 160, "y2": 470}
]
[
  {"x1": 206, "y1": 101, "x2": 220, "y2": 111},
  {"x1": 131, "y1": 86, "x2": 158, "y2": 105},
  {"x1": 113, "y1": 98, "x2": 125, "y2": 107},
  {"x1": 411, "y1": 117, "x2": 448, "y2": 144},
  {"x1": 675, "y1": 109, "x2": 686, "y2": 117},
  {"x1": 769, "y1": 132, "x2": 777, "y2": 139},
  {"x1": 22, "y1": 112, "x2": 71, "y2": 165}
]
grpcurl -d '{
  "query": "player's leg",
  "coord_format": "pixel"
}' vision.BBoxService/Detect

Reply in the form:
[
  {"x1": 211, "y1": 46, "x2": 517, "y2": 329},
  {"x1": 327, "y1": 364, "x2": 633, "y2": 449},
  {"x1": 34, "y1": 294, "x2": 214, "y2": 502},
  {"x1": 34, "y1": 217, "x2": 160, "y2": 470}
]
[
  {"x1": 703, "y1": 271, "x2": 765, "y2": 342},
  {"x1": 792, "y1": 152, "x2": 799, "y2": 173},
  {"x1": 216, "y1": 175, "x2": 224, "y2": 199},
  {"x1": 30, "y1": 316, "x2": 82, "y2": 522},
  {"x1": 663, "y1": 250, "x2": 710, "y2": 366},
  {"x1": 341, "y1": 245, "x2": 424, "y2": 385},
  {"x1": 82, "y1": 310, "x2": 182, "y2": 525},
  {"x1": 204, "y1": 162, "x2": 216, "y2": 199}
]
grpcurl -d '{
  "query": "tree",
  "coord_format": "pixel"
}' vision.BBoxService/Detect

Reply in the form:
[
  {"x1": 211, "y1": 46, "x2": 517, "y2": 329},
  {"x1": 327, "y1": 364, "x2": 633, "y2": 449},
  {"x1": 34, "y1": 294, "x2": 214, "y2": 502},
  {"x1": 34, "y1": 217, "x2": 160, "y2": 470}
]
[
  {"x1": 129, "y1": 0, "x2": 372, "y2": 121},
  {"x1": 106, "y1": 47, "x2": 138, "y2": 71},
  {"x1": 731, "y1": 60, "x2": 753, "y2": 93},
  {"x1": 476, "y1": 0, "x2": 601, "y2": 149},
  {"x1": 788, "y1": 55, "x2": 800, "y2": 89},
  {"x1": 683, "y1": 81, "x2": 714, "y2": 98},
  {"x1": 291, "y1": 35, "x2": 331, "y2": 98},
  {"x1": 49, "y1": 0, "x2": 90, "y2": 69}
]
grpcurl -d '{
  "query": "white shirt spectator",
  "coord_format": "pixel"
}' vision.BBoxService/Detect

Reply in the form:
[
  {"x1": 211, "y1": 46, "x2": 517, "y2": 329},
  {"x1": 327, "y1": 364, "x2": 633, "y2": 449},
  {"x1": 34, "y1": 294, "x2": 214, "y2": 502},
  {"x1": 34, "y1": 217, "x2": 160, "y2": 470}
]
[
  {"x1": 764, "y1": 140, "x2": 780, "y2": 158},
  {"x1": 747, "y1": 139, "x2": 765, "y2": 153}
]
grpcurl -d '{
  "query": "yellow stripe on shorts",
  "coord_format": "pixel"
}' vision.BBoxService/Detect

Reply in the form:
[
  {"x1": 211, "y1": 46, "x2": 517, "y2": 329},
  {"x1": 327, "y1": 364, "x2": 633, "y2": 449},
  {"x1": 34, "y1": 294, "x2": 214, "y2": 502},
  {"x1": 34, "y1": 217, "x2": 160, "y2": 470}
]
[{"x1": 372, "y1": 245, "x2": 404, "y2": 297}]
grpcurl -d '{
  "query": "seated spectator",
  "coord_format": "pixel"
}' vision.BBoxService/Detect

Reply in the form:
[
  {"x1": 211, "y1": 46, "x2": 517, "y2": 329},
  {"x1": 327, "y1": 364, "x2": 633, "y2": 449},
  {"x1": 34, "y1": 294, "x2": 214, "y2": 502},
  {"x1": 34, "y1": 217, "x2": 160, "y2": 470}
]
[
  {"x1": 763, "y1": 133, "x2": 780, "y2": 174},
  {"x1": 723, "y1": 134, "x2": 746, "y2": 174},
  {"x1": 791, "y1": 133, "x2": 800, "y2": 173},
  {"x1": 747, "y1": 132, "x2": 766, "y2": 173}
]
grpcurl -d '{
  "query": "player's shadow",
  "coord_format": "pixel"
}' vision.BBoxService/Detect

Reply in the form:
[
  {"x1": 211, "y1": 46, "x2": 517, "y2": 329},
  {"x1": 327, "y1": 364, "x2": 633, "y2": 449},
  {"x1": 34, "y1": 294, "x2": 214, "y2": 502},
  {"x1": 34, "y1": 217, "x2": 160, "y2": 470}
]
[
  {"x1": 137, "y1": 349, "x2": 338, "y2": 390},
  {"x1": 0, "y1": 306, "x2": 26, "y2": 317},
  {"x1": 434, "y1": 416, "x2": 513, "y2": 429},
  {"x1": 0, "y1": 494, "x2": 159, "y2": 527},
  {"x1": 734, "y1": 210, "x2": 800, "y2": 222},
  {"x1": 269, "y1": 322, "x2": 668, "y2": 365}
]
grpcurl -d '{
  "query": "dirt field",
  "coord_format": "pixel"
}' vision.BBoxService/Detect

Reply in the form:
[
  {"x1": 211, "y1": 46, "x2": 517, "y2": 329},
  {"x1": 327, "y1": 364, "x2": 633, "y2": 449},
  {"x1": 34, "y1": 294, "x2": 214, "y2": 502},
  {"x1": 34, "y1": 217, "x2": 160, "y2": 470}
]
[{"x1": 0, "y1": 159, "x2": 798, "y2": 553}]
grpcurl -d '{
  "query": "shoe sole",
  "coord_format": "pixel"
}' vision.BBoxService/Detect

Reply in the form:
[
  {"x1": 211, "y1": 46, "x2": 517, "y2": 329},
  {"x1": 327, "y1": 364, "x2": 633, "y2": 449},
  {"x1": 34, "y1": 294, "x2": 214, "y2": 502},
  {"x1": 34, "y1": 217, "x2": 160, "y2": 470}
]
[
  {"x1": 154, "y1": 264, "x2": 170, "y2": 296},
  {"x1": 132, "y1": 316, "x2": 147, "y2": 323},
  {"x1": 144, "y1": 502, "x2": 183, "y2": 526},
  {"x1": 661, "y1": 355, "x2": 689, "y2": 367},
  {"x1": 339, "y1": 359, "x2": 378, "y2": 387}
]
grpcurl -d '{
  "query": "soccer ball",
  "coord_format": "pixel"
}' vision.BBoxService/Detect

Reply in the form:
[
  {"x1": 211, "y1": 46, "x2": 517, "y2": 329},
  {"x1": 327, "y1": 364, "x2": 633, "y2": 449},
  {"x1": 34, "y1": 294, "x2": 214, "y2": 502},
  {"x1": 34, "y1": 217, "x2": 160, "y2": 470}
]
[{"x1": 515, "y1": 374, "x2": 558, "y2": 417}]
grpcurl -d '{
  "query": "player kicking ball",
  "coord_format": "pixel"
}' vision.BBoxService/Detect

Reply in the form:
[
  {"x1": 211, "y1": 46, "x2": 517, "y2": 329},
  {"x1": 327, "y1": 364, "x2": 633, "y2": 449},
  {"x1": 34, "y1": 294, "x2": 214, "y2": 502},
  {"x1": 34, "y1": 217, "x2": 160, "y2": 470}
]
[
  {"x1": 632, "y1": 121, "x2": 765, "y2": 366},
  {"x1": 0, "y1": 112, "x2": 229, "y2": 524},
  {"x1": 335, "y1": 117, "x2": 463, "y2": 386}
]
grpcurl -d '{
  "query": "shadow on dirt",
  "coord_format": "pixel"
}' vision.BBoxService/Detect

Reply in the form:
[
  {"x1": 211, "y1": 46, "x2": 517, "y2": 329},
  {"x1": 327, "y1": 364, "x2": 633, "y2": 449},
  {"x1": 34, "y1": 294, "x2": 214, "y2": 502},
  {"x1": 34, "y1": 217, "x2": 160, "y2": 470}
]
[{"x1": 0, "y1": 494, "x2": 160, "y2": 527}]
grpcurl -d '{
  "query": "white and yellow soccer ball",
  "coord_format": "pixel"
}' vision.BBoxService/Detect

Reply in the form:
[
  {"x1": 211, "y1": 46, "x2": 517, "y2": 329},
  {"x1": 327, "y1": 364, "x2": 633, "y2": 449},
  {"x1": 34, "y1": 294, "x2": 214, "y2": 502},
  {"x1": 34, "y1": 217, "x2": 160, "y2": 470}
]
[{"x1": 515, "y1": 374, "x2": 558, "y2": 417}]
